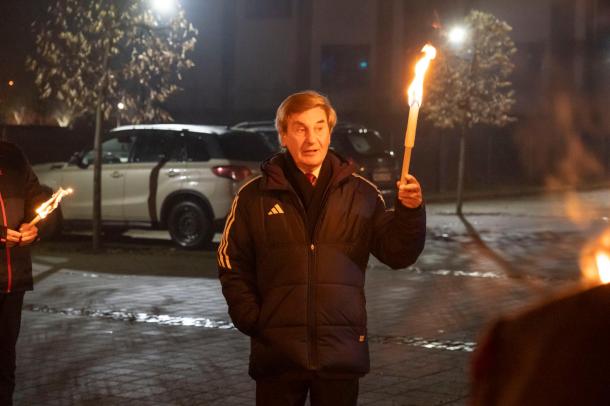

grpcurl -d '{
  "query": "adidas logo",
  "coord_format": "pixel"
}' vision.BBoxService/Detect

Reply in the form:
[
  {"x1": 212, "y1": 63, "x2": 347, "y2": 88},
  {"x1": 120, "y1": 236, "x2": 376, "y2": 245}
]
[{"x1": 267, "y1": 203, "x2": 285, "y2": 216}]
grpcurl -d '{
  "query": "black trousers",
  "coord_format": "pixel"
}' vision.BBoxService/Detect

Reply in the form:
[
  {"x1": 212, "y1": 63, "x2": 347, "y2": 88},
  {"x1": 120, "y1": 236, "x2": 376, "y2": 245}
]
[
  {"x1": 0, "y1": 292, "x2": 25, "y2": 406},
  {"x1": 256, "y1": 376, "x2": 359, "y2": 406}
]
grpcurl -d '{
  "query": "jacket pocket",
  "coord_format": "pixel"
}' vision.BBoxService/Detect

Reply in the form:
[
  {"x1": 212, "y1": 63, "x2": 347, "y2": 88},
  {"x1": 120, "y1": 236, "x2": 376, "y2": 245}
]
[{"x1": 257, "y1": 284, "x2": 305, "y2": 330}]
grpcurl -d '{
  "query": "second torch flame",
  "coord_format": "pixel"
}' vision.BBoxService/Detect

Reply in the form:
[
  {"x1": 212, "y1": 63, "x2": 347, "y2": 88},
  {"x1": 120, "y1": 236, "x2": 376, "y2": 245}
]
[
  {"x1": 580, "y1": 229, "x2": 610, "y2": 286},
  {"x1": 401, "y1": 44, "x2": 437, "y2": 184},
  {"x1": 596, "y1": 251, "x2": 610, "y2": 284},
  {"x1": 29, "y1": 187, "x2": 74, "y2": 226}
]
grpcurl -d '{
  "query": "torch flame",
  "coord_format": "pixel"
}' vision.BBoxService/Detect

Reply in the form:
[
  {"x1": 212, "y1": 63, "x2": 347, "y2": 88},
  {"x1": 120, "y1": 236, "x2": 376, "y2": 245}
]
[
  {"x1": 596, "y1": 251, "x2": 610, "y2": 284},
  {"x1": 36, "y1": 187, "x2": 73, "y2": 219},
  {"x1": 580, "y1": 229, "x2": 610, "y2": 286},
  {"x1": 407, "y1": 44, "x2": 437, "y2": 107}
]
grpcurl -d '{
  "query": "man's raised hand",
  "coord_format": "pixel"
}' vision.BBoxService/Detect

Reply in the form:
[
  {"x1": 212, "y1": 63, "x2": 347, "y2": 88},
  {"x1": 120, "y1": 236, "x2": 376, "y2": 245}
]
[{"x1": 397, "y1": 175, "x2": 423, "y2": 209}]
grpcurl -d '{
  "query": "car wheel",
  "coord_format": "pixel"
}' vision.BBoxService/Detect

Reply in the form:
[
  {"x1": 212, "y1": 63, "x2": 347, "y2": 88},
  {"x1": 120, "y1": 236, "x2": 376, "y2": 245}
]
[{"x1": 167, "y1": 200, "x2": 213, "y2": 249}]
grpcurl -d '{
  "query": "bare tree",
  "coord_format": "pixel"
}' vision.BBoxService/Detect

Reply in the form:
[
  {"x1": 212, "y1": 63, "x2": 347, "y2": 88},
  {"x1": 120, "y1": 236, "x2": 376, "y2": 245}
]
[
  {"x1": 425, "y1": 10, "x2": 516, "y2": 215},
  {"x1": 27, "y1": 0, "x2": 197, "y2": 250}
]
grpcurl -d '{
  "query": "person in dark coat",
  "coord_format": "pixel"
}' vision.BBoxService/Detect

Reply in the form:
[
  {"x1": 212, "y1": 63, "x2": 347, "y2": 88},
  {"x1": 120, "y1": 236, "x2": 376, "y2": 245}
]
[
  {"x1": 0, "y1": 141, "x2": 45, "y2": 406},
  {"x1": 218, "y1": 90, "x2": 426, "y2": 405},
  {"x1": 471, "y1": 283, "x2": 610, "y2": 406}
]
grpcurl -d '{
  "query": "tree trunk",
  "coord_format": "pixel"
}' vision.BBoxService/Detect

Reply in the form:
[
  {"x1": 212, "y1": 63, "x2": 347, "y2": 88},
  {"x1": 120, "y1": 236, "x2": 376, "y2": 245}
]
[
  {"x1": 92, "y1": 95, "x2": 103, "y2": 251},
  {"x1": 456, "y1": 127, "x2": 466, "y2": 215},
  {"x1": 92, "y1": 41, "x2": 110, "y2": 251},
  {"x1": 438, "y1": 131, "x2": 446, "y2": 193}
]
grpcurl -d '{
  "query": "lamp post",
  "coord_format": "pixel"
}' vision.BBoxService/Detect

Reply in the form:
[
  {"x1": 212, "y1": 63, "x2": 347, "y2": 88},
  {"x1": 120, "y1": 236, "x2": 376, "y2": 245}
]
[
  {"x1": 446, "y1": 24, "x2": 479, "y2": 216},
  {"x1": 151, "y1": 0, "x2": 176, "y2": 16}
]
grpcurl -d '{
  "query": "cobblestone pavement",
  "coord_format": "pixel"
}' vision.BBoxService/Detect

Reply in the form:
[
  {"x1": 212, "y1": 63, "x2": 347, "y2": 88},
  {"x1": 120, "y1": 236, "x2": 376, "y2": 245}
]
[{"x1": 12, "y1": 188, "x2": 610, "y2": 405}]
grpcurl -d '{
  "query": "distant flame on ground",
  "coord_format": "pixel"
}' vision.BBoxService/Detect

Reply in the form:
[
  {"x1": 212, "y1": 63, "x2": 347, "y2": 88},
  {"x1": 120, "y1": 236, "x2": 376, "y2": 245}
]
[
  {"x1": 595, "y1": 251, "x2": 610, "y2": 284},
  {"x1": 580, "y1": 229, "x2": 610, "y2": 285}
]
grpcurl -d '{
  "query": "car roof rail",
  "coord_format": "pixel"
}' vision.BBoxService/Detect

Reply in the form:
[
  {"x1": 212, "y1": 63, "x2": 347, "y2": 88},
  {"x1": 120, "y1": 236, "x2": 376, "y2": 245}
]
[
  {"x1": 231, "y1": 120, "x2": 380, "y2": 136},
  {"x1": 232, "y1": 120, "x2": 276, "y2": 129}
]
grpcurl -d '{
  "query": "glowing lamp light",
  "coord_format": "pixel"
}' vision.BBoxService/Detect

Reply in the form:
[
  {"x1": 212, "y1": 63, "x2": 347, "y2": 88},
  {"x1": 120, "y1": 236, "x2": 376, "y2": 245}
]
[
  {"x1": 117, "y1": 102, "x2": 125, "y2": 110},
  {"x1": 8, "y1": 80, "x2": 15, "y2": 87},
  {"x1": 151, "y1": 0, "x2": 176, "y2": 15},
  {"x1": 448, "y1": 26, "x2": 468, "y2": 45}
]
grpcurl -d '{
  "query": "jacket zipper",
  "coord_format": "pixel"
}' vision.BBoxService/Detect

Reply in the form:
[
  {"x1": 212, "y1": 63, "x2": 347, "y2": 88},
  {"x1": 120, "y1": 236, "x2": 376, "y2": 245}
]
[
  {"x1": 307, "y1": 183, "x2": 335, "y2": 369},
  {"x1": 307, "y1": 241, "x2": 316, "y2": 369},
  {"x1": 0, "y1": 191, "x2": 12, "y2": 293},
  {"x1": 287, "y1": 182, "x2": 336, "y2": 370},
  {"x1": 285, "y1": 190, "x2": 315, "y2": 368}
]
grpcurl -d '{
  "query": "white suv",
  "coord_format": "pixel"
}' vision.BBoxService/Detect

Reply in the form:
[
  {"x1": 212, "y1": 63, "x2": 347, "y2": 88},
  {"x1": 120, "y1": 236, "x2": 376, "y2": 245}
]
[{"x1": 33, "y1": 124, "x2": 277, "y2": 248}]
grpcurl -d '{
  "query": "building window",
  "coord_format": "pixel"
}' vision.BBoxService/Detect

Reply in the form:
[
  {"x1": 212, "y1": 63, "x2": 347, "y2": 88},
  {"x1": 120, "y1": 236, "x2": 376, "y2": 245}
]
[
  {"x1": 245, "y1": 0, "x2": 292, "y2": 19},
  {"x1": 320, "y1": 45, "x2": 371, "y2": 90},
  {"x1": 596, "y1": 2, "x2": 610, "y2": 55}
]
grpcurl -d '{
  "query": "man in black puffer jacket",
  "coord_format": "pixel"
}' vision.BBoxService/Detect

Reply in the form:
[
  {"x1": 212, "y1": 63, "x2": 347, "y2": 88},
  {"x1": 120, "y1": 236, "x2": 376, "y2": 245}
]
[
  {"x1": 218, "y1": 91, "x2": 426, "y2": 406},
  {"x1": 0, "y1": 141, "x2": 46, "y2": 406}
]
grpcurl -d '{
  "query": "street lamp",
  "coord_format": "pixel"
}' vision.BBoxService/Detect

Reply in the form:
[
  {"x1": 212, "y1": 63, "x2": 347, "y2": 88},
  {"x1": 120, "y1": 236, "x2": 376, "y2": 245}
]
[
  {"x1": 116, "y1": 102, "x2": 125, "y2": 126},
  {"x1": 448, "y1": 26, "x2": 468, "y2": 46},
  {"x1": 151, "y1": 0, "x2": 176, "y2": 16},
  {"x1": 445, "y1": 24, "x2": 479, "y2": 215}
]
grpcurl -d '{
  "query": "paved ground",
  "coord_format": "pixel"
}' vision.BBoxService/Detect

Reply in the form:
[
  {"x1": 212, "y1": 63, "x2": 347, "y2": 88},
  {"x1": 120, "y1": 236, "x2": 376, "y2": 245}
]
[{"x1": 12, "y1": 188, "x2": 610, "y2": 405}]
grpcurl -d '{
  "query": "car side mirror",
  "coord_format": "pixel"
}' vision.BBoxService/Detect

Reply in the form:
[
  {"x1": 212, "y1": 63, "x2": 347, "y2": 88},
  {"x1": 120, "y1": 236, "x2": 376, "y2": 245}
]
[{"x1": 69, "y1": 151, "x2": 89, "y2": 169}]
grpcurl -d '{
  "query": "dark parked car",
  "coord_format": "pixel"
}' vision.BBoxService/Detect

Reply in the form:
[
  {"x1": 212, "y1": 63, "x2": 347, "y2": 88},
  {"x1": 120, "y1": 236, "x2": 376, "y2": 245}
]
[{"x1": 232, "y1": 121, "x2": 399, "y2": 204}]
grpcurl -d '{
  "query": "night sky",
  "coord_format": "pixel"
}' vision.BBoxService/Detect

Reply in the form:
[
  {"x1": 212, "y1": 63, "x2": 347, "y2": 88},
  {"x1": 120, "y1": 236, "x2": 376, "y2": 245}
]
[
  {"x1": 0, "y1": 1, "x2": 47, "y2": 95},
  {"x1": 0, "y1": 0, "x2": 209, "y2": 117}
]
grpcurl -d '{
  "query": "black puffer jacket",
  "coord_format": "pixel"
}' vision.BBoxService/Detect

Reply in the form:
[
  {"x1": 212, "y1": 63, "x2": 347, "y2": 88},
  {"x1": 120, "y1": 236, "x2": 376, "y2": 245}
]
[
  {"x1": 0, "y1": 141, "x2": 46, "y2": 293},
  {"x1": 218, "y1": 151, "x2": 426, "y2": 379}
]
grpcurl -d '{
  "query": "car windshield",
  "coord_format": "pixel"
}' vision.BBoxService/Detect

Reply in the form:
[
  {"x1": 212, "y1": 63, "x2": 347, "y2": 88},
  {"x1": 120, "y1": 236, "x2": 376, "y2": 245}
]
[
  {"x1": 217, "y1": 130, "x2": 278, "y2": 161},
  {"x1": 331, "y1": 131, "x2": 387, "y2": 158}
]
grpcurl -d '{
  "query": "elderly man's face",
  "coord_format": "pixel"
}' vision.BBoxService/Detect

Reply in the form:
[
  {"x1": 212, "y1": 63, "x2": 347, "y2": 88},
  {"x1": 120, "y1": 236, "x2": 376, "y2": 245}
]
[{"x1": 280, "y1": 107, "x2": 331, "y2": 173}]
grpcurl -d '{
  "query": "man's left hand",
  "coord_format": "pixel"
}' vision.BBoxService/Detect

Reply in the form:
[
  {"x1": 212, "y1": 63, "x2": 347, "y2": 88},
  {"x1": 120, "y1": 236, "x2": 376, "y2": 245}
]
[
  {"x1": 18, "y1": 223, "x2": 38, "y2": 246},
  {"x1": 397, "y1": 175, "x2": 423, "y2": 209}
]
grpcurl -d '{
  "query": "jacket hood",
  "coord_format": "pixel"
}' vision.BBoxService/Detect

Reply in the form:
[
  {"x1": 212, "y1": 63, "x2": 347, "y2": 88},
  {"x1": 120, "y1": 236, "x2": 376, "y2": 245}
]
[{"x1": 260, "y1": 150, "x2": 356, "y2": 191}]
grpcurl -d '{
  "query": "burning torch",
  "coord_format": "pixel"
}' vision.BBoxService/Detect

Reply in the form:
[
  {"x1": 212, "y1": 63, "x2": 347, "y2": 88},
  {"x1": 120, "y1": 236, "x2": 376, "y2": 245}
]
[
  {"x1": 29, "y1": 187, "x2": 73, "y2": 226},
  {"x1": 401, "y1": 44, "x2": 437, "y2": 185}
]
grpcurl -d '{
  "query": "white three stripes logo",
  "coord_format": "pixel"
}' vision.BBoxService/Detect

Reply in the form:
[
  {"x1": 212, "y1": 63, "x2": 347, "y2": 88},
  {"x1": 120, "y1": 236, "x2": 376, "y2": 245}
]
[{"x1": 267, "y1": 203, "x2": 284, "y2": 216}]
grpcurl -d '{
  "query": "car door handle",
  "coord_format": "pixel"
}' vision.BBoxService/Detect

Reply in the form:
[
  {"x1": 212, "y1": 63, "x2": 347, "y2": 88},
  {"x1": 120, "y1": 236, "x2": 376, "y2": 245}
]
[
  {"x1": 110, "y1": 171, "x2": 123, "y2": 178},
  {"x1": 166, "y1": 170, "x2": 179, "y2": 178}
]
